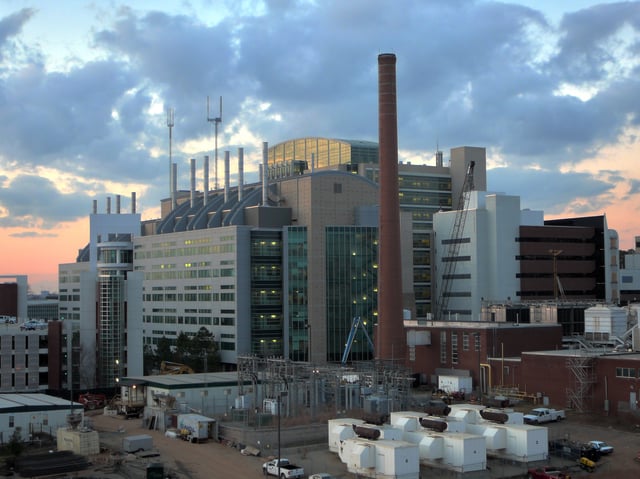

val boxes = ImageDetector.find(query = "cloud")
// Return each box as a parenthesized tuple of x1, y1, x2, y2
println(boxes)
(488, 166, 614, 214)
(0, 0, 639, 236)
(0, 174, 93, 227)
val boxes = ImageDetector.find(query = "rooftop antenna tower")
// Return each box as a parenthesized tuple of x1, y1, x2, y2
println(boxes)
(207, 96, 223, 190)
(167, 107, 175, 209)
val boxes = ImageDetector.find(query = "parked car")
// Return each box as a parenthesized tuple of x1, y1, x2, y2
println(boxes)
(588, 440, 613, 455)
(20, 320, 47, 331)
(0, 315, 17, 324)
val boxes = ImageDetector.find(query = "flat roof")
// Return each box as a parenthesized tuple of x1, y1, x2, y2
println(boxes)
(121, 371, 248, 390)
(0, 393, 83, 413)
(523, 349, 640, 360)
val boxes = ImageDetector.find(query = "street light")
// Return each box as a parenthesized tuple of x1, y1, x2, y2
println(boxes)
(277, 391, 288, 479)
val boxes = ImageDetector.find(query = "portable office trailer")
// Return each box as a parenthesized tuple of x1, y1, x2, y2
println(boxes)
(438, 375, 473, 394)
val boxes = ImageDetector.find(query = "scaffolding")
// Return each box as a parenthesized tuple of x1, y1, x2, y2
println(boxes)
(565, 354, 596, 412)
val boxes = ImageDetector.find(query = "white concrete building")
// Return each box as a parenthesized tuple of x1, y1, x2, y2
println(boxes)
(433, 192, 542, 321)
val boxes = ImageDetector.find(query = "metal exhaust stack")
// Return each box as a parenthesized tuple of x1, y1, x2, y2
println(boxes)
(224, 150, 230, 203)
(376, 53, 405, 362)
(238, 148, 244, 201)
(262, 141, 268, 206)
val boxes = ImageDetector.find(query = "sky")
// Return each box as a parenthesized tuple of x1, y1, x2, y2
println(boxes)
(1, 0, 640, 294)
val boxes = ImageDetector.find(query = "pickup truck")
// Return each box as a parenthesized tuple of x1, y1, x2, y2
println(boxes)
(523, 407, 566, 425)
(262, 458, 305, 479)
(527, 466, 571, 478)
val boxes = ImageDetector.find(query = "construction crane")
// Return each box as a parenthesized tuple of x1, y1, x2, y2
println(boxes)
(435, 161, 475, 321)
(341, 316, 374, 365)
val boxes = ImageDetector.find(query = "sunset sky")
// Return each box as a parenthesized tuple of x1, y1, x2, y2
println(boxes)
(1, 0, 640, 293)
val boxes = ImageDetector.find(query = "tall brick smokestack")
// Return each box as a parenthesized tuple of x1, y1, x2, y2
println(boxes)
(377, 53, 405, 362)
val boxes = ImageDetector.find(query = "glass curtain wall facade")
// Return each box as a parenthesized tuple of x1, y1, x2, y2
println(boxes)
(325, 226, 378, 362)
(96, 233, 133, 387)
(97, 272, 125, 387)
(365, 167, 452, 320)
(250, 230, 284, 357)
(268, 138, 378, 179)
(287, 227, 308, 361)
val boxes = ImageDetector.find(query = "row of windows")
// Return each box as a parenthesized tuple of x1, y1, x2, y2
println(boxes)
(617, 367, 640, 378)
(135, 244, 235, 259)
(0, 353, 49, 367)
(144, 316, 235, 326)
(143, 268, 234, 280)
(0, 337, 49, 350)
(144, 293, 235, 302)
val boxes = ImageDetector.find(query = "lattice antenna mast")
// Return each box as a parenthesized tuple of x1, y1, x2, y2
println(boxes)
(167, 107, 175, 209)
(207, 96, 223, 190)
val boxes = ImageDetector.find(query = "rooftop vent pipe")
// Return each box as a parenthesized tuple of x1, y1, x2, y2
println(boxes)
(262, 141, 268, 206)
(238, 147, 244, 201)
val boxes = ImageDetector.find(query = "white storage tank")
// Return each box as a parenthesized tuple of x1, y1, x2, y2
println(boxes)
(442, 433, 487, 473)
(504, 424, 548, 462)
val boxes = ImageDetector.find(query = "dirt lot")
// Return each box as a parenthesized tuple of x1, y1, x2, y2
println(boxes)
(7, 407, 639, 478)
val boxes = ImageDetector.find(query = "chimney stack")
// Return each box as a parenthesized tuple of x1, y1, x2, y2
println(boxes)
(106, 196, 111, 214)
(116, 194, 121, 214)
(92, 199, 97, 215)
(131, 192, 136, 214)
(376, 53, 405, 362)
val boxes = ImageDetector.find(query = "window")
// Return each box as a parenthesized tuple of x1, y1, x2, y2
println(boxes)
(451, 333, 458, 365)
(462, 333, 469, 351)
(9, 416, 14, 427)
(440, 331, 447, 364)
(616, 367, 636, 378)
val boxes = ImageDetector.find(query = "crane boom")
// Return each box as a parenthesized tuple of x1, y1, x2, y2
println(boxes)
(435, 161, 475, 320)
(341, 316, 374, 365)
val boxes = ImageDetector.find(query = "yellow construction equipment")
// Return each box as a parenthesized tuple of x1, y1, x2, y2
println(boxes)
(160, 361, 195, 375)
